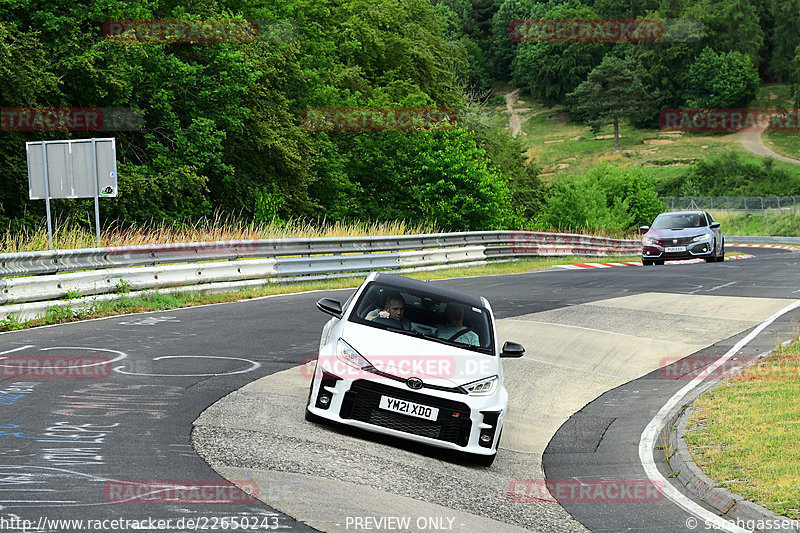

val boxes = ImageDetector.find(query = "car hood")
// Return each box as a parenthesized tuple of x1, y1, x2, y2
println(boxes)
(337, 323, 500, 388)
(646, 227, 710, 239)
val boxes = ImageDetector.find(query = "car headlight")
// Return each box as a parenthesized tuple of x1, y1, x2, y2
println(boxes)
(643, 236, 658, 245)
(692, 233, 711, 242)
(462, 375, 498, 395)
(336, 339, 373, 370)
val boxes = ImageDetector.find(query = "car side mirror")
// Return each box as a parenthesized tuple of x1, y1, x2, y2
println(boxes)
(316, 298, 343, 318)
(710, 222, 720, 229)
(638, 225, 650, 234)
(500, 341, 525, 358)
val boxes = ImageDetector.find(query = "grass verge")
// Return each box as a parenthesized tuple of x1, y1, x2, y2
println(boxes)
(684, 341, 800, 520)
(762, 130, 800, 162)
(712, 212, 800, 237)
(0, 256, 641, 333)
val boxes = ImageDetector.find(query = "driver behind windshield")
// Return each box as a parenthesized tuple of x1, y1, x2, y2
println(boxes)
(365, 292, 410, 330)
(436, 303, 479, 346)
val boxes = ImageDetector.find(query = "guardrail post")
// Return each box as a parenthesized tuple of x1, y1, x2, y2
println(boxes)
(761, 197, 765, 216)
(744, 197, 747, 212)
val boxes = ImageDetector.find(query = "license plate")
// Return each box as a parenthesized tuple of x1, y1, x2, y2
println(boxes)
(379, 396, 438, 421)
(665, 246, 686, 253)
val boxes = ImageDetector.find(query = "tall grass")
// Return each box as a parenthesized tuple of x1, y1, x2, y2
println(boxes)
(0, 215, 440, 253)
(711, 211, 800, 237)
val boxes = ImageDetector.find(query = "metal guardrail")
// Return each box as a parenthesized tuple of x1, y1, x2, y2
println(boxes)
(663, 196, 800, 215)
(0, 231, 640, 321)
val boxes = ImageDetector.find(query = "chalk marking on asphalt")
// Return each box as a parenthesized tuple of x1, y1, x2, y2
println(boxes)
(113, 355, 261, 377)
(0, 346, 33, 356)
(707, 281, 737, 292)
(639, 299, 800, 533)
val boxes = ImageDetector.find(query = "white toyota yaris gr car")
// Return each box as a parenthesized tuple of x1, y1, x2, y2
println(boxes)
(305, 272, 524, 466)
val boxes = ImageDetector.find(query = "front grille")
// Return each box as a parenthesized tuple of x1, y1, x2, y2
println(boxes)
(662, 236, 697, 246)
(341, 380, 472, 446)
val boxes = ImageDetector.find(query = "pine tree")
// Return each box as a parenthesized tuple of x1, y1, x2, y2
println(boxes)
(567, 56, 649, 152)
(768, 0, 800, 81)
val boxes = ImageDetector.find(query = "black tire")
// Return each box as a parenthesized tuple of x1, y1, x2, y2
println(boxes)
(716, 241, 725, 262)
(471, 451, 496, 467)
(304, 379, 323, 423)
(642, 259, 653, 266)
(654, 260, 665, 265)
(705, 240, 717, 263)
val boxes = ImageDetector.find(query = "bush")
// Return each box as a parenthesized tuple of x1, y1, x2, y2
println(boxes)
(657, 152, 800, 197)
(536, 164, 663, 230)
(685, 47, 760, 108)
(105, 165, 213, 225)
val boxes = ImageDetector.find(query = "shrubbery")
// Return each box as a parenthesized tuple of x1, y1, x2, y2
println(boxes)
(535, 164, 663, 231)
(657, 152, 800, 197)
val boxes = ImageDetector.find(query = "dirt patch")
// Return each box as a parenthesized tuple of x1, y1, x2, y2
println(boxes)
(548, 112, 570, 121)
(570, 136, 581, 141)
(556, 163, 570, 170)
(544, 139, 565, 144)
(643, 139, 674, 145)
(560, 157, 577, 161)
(594, 134, 621, 140)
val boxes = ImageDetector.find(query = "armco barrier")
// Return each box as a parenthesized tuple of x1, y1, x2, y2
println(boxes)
(0, 231, 640, 321)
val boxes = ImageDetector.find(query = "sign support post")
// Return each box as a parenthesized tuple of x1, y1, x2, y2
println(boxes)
(26, 138, 117, 251)
(40, 143, 54, 250)
(91, 138, 101, 246)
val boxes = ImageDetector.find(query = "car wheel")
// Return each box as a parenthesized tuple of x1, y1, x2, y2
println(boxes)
(654, 260, 665, 265)
(304, 379, 323, 423)
(705, 240, 717, 263)
(716, 241, 725, 262)
(642, 259, 653, 266)
(471, 451, 496, 467)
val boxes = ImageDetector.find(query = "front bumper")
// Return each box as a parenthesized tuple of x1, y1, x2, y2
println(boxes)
(307, 369, 506, 456)
(642, 240, 714, 260)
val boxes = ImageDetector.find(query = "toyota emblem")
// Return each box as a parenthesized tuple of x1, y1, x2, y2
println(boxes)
(406, 377, 423, 390)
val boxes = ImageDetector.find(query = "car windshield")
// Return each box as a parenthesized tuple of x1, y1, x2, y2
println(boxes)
(349, 281, 494, 354)
(651, 213, 706, 229)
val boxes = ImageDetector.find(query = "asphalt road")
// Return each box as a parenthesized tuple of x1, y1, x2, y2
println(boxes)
(0, 245, 797, 532)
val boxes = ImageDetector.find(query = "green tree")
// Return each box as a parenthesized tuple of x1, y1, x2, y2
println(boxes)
(567, 56, 649, 151)
(716, 0, 764, 68)
(341, 130, 514, 230)
(793, 45, 800, 108)
(768, 0, 800, 81)
(489, 0, 535, 79)
(685, 47, 760, 108)
(511, 3, 607, 106)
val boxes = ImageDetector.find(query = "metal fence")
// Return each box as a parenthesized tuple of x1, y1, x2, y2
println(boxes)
(663, 196, 800, 215)
(0, 231, 641, 322)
